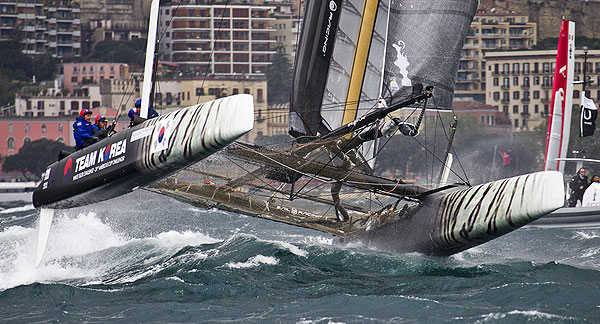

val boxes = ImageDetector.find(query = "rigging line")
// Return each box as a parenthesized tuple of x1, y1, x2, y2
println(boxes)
(231, 143, 337, 184)
(114, 73, 138, 124)
(157, 0, 183, 43)
(197, 0, 231, 105)
(431, 110, 439, 184)
(409, 131, 468, 185)
(432, 96, 470, 186)
(290, 128, 378, 199)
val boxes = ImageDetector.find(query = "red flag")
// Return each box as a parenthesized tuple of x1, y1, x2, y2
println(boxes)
(499, 151, 511, 165)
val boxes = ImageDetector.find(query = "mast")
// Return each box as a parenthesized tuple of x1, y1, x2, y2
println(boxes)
(140, 0, 160, 119)
(544, 19, 575, 174)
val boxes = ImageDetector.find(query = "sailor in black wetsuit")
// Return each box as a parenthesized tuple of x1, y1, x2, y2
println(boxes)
(569, 168, 589, 207)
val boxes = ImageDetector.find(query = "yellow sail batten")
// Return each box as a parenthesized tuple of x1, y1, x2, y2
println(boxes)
(341, 0, 379, 130)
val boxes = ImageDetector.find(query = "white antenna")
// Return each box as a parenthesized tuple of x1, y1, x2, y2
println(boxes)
(140, 0, 160, 119)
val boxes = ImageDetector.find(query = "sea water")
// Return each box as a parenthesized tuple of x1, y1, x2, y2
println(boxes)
(0, 191, 598, 323)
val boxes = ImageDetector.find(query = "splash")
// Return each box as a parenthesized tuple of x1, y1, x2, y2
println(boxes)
(0, 212, 125, 290)
(225, 255, 278, 269)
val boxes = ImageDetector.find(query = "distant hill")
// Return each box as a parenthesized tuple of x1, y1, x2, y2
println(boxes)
(480, 0, 600, 41)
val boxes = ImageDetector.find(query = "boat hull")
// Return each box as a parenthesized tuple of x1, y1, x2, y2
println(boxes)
(354, 171, 565, 255)
(33, 95, 254, 209)
(529, 206, 600, 229)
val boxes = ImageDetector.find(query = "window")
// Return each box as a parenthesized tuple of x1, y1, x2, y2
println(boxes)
(196, 87, 204, 96)
(523, 63, 530, 73)
(533, 90, 540, 99)
(534, 104, 539, 113)
(244, 88, 250, 94)
(523, 105, 529, 114)
(513, 91, 520, 100)
(58, 123, 63, 132)
(71, 101, 79, 111)
(488, 115, 494, 125)
(25, 124, 30, 133)
(513, 77, 519, 86)
(71, 76, 78, 82)
(493, 92, 500, 101)
(8, 123, 12, 133)
(41, 123, 46, 133)
(7, 137, 15, 150)
(257, 89, 263, 102)
(574, 90, 580, 99)
(514, 119, 519, 128)
(24, 137, 31, 144)
(523, 77, 530, 87)
(513, 105, 519, 113)
(493, 78, 499, 86)
(512, 63, 519, 74)
(523, 119, 528, 128)
(534, 77, 540, 85)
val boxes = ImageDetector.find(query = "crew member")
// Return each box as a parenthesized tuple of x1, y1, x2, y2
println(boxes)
(93, 115, 115, 140)
(73, 109, 97, 149)
(128, 99, 159, 126)
(569, 167, 589, 207)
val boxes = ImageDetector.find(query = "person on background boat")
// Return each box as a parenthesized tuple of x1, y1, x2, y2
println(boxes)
(582, 174, 600, 207)
(569, 167, 589, 207)
(93, 115, 116, 140)
(128, 98, 159, 126)
(73, 109, 97, 150)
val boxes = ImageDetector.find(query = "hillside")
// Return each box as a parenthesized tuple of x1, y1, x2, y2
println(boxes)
(481, 0, 600, 40)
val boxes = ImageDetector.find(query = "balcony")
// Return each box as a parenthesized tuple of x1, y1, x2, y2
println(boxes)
(521, 98, 530, 103)
(521, 111, 530, 118)
(541, 97, 551, 103)
(501, 98, 510, 103)
(541, 83, 553, 89)
(521, 84, 530, 89)
(500, 85, 510, 90)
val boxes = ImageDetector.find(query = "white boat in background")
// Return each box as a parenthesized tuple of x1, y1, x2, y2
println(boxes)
(529, 19, 600, 229)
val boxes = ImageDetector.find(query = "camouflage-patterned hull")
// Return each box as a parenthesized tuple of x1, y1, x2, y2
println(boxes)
(33, 94, 254, 209)
(355, 171, 565, 255)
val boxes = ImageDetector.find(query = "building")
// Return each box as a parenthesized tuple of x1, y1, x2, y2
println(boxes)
(271, 15, 301, 62)
(76, 0, 150, 54)
(485, 49, 600, 132)
(158, 3, 277, 75)
(60, 62, 130, 92)
(0, 0, 81, 57)
(14, 81, 103, 117)
(456, 8, 537, 102)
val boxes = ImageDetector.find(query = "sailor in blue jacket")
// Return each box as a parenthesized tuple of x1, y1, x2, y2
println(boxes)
(128, 99, 159, 126)
(73, 109, 97, 149)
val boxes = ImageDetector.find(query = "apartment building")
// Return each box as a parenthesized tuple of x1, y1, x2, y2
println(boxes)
(158, 3, 276, 75)
(485, 50, 600, 132)
(60, 62, 130, 92)
(456, 9, 537, 102)
(0, 0, 81, 57)
(271, 16, 301, 62)
(13, 79, 105, 117)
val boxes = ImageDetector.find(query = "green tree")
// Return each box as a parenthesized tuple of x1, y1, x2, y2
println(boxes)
(266, 47, 293, 104)
(2, 138, 69, 179)
(88, 39, 147, 68)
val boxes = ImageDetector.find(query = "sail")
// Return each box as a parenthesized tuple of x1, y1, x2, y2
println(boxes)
(544, 20, 575, 173)
(290, 0, 390, 136)
(384, 0, 477, 109)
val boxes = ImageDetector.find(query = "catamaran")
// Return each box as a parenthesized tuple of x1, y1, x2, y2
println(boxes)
(33, 0, 566, 266)
(529, 19, 600, 228)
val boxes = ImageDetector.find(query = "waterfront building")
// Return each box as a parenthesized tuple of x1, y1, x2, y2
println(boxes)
(485, 49, 600, 131)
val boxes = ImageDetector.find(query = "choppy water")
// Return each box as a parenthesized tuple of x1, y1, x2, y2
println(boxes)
(0, 191, 599, 323)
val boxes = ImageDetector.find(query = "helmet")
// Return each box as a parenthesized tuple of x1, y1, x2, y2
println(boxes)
(95, 115, 108, 124)
(135, 99, 142, 108)
(79, 109, 93, 117)
(128, 108, 138, 119)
